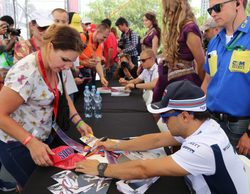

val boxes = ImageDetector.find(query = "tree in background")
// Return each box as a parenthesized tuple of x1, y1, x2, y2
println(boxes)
(84, 0, 250, 37)
(85, 0, 162, 37)
(247, 2, 250, 14)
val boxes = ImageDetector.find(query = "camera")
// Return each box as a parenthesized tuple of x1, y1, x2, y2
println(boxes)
(3, 25, 21, 39)
(7, 27, 21, 36)
(121, 61, 130, 69)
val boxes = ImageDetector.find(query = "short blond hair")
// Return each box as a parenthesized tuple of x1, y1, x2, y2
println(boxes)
(51, 8, 67, 14)
(140, 48, 156, 59)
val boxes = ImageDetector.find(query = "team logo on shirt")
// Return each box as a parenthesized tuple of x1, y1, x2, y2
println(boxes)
(231, 60, 245, 70)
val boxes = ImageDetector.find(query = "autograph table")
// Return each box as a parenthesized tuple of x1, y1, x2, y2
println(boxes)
(22, 86, 190, 194)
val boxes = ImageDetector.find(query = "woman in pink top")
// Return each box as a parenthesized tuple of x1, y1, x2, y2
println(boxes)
(141, 12, 161, 55)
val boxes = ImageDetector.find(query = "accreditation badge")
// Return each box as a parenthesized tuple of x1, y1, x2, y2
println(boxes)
(229, 50, 250, 73)
(208, 50, 218, 77)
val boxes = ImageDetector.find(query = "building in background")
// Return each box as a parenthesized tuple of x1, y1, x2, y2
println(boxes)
(0, 0, 83, 39)
(201, 0, 209, 17)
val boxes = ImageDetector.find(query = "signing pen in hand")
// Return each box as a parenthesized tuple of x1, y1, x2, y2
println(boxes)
(85, 136, 108, 156)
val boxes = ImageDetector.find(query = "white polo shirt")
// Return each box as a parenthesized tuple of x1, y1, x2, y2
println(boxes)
(138, 63, 158, 83)
(172, 119, 249, 194)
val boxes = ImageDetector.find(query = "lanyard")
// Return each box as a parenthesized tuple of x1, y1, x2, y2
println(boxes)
(224, 17, 249, 51)
(224, 31, 244, 51)
(37, 50, 59, 118)
(224, 32, 244, 51)
(30, 37, 39, 51)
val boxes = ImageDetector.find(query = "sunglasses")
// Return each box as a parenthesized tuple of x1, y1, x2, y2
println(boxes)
(37, 26, 49, 32)
(139, 57, 151, 63)
(207, 0, 236, 15)
(160, 111, 181, 123)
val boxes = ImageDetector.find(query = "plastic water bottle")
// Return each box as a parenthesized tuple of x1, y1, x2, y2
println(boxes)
(90, 85, 96, 111)
(90, 85, 96, 99)
(83, 86, 92, 118)
(93, 91, 102, 118)
(83, 86, 90, 97)
(84, 96, 92, 118)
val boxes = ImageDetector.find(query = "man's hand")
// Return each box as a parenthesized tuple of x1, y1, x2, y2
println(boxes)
(119, 78, 128, 85)
(97, 139, 119, 151)
(118, 48, 122, 53)
(100, 76, 108, 87)
(75, 159, 99, 176)
(74, 77, 85, 85)
(237, 133, 250, 155)
(123, 67, 132, 78)
(125, 83, 135, 90)
(85, 58, 98, 69)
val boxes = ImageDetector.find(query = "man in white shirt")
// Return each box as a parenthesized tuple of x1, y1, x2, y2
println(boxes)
(119, 48, 158, 90)
(76, 80, 249, 194)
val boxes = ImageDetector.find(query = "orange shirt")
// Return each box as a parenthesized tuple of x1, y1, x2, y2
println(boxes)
(79, 33, 102, 66)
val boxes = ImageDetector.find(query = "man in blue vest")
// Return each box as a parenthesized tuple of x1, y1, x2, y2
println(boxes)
(202, 0, 250, 157)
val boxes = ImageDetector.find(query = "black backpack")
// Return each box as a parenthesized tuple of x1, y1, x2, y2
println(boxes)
(136, 35, 142, 56)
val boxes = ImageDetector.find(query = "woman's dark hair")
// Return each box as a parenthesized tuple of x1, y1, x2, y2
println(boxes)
(144, 12, 161, 44)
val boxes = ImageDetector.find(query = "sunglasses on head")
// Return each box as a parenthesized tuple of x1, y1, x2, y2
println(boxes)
(207, 0, 236, 15)
(37, 26, 49, 32)
(139, 57, 151, 63)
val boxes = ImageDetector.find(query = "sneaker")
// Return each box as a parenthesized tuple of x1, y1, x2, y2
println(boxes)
(0, 179, 16, 192)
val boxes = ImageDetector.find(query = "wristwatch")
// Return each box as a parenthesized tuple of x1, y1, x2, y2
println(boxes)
(97, 163, 108, 177)
(246, 129, 250, 138)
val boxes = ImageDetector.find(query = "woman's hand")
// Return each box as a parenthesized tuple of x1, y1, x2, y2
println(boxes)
(77, 121, 93, 136)
(26, 137, 54, 167)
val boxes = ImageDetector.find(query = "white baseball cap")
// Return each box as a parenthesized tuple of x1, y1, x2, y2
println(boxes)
(30, 11, 54, 27)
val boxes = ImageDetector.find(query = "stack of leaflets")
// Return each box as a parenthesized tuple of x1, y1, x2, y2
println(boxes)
(110, 87, 130, 96)
(115, 147, 166, 193)
(80, 134, 118, 164)
(97, 87, 131, 96)
(116, 177, 159, 194)
(48, 170, 112, 194)
(97, 87, 111, 94)
(117, 147, 166, 163)
(80, 134, 100, 148)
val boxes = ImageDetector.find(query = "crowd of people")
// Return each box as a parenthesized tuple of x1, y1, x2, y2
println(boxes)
(0, 0, 249, 193)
